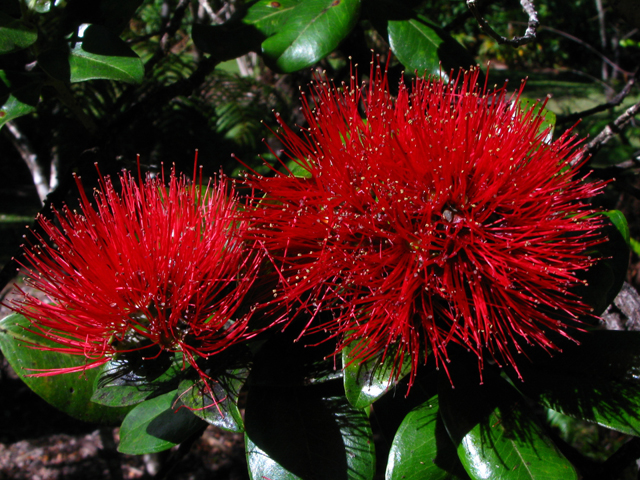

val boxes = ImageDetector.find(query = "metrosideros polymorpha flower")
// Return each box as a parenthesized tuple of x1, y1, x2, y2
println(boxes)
(9, 163, 263, 381)
(242, 62, 606, 384)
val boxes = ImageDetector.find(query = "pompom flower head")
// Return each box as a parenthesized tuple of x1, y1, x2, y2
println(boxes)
(10, 162, 262, 380)
(244, 62, 605, 384)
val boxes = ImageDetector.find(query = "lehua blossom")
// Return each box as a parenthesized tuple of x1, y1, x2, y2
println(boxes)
(243, 62, 606, 384)
(10, 162, 262, 379)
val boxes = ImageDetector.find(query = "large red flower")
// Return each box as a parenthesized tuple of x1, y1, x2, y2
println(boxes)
(10, 163, 262, 378)
(244, 63, 605, 383)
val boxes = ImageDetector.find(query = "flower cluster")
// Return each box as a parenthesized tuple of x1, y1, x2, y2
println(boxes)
(10, 164, 262, 378)
(243, 63, 605, 382)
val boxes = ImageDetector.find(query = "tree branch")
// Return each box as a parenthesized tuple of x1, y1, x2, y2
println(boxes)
(577, 97, 640, 164)
(512, 22, 634, 76)
(467, 0, 539, 47)
(558, 68, 640, 125)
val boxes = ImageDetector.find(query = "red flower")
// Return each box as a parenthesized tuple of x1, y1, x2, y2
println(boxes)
(10, 163, 262, 379)
(244, 63, 605, 383)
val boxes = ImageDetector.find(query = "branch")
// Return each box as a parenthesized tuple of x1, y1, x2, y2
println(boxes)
(577, 97, 640, 164)
(558, 68, 640, 125)
(467, 0, 539, 47)
(512, 22, 634, 76)
(3, 122, 49, 204)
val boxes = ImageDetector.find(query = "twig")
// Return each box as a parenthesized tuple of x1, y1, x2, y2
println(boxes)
(467, 0, 539, 47)
(558, 68, 640, 125)
(3, 122, 49, 204)
(512, 22, 633, 76)
(578, 97, 640, 164)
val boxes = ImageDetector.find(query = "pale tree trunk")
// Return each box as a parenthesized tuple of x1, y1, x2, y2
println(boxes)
(4, 121, 51, 205)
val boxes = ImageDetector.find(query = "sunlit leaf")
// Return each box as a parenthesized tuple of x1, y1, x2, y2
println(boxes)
(0, 313, 130, 425)
(118, 390, 206, 454)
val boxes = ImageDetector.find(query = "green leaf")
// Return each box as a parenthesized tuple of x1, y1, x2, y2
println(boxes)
(438, 364, 576, 480)
(386, 11, 475, 79)
(386, 395, 469, 480)
(68, 24, 144, 83)
(0, 70, 40, 127)
(91, 351, 185, 407)
(260, 0, 361, 73)
(118, 390, 207, 454)
(343, 340, 411, 409)
(176, 368, 248, 433)
(0, 11, 37, 54)
(511, 331, 640, 436)
(244, 0, 301, 37)
(246, 436, 303, 480)
(519, 97, 556, 140)
(245, 387, 375, 480)
(603, 210, 630, 246)
(457, 405, 577, 480)
(0, 313, 131, 425)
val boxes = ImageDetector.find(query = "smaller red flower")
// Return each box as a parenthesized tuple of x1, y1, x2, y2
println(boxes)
(243, 62, 606, 384)
(9, 162, 262, 379)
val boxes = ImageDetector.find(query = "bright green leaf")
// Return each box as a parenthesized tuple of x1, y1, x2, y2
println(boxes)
(0, 11, 37, 54)
(177, 369, 248, 433)
(260, 0, 361, 73)
(603, 210, 630, 246)
(386, 395, 469, 480)
(0, 313, 131, 425)
(69, 24, 144, 83)
(0, 70, 40, 128)
(343, 339, 411, 409)
(118, 390, 206, 454)
(246, 436, 303, 480)
(387, 13, 475, 79)
(457, 404, 577, 480)
(437, 361, 576, 480)
(519, 97, 556, 140)
(244, 0, 301, 37)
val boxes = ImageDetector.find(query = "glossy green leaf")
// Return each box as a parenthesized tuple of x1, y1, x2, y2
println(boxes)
(118, 390, 206, 454)
(244, 0, 301, 37)
(343, 340, 411, 409)
(68, 24, 144, 83)
(246, 436, 303, 480)
(0, 11, 37, 54)
(438, 365, 576, 480)
(0, 70, 40, 128)
(386, 395, 469, 480)
(245, 386, 375, 480)
(176, 368, 248, 433)
(91, 351, 184, 407)
(603, 209, 630, 246)
(260, 0, 361, 73)
(519, 97, 556, 140)
(458, 405, 577, 480)
(512, 330, 640, 436)
(0, 313, 131, 425)
(387, 13, 475, 79)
